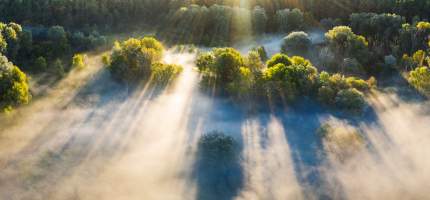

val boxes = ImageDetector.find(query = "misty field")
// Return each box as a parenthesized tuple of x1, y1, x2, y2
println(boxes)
(1, 1, 430, 200)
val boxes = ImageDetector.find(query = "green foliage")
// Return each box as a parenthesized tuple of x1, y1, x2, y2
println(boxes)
(335, 88, 367, 113)
(197, 48, 246, 90)
(195, 130, 243, 199)
(52, 59, 65, 77)
(263, 57, 318, 102)
(102, 53, 111, 66)
(34, 56, 47, 72)
(416, 21, 430, 31)
(0, 54, 31, 111)
(108, 37, 164, 83)
(70, 31, 107, 51)
(325, 26, 370, 70)
(252, 46, 268, 61)
(47, 26, 70, 58)
(251, 6, 268, 35)
(151, 62, 183, 85)
(0, 34, 7, 53)
(227, 67, 255, 100)
(0, 22, 23, 60)
(266, 53, 292, 68)
(346, 77, 371, 91)
(197, 131, 238, 163)
(276, 8, 304, 32)
(409, 66, 430, 95)
(107, 37, 183, 85)
(281, 31, 311, 56)
(317, 72, 372, 113)
(246, 50, 264, 73)
(399, 22, 430, 55)
(350, 13, 403, 46)
(72, 54, 86, 69)
(402, 50, 429, 70)
(196, 47, 374, 113)
(412, 50, 426, 66)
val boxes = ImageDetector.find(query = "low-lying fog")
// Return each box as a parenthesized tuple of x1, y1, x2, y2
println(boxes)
(0, 36, 429, 200)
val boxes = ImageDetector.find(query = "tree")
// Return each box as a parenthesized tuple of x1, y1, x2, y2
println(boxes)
(0, 22, 24, 60)
(251, 6, 267, 35)
(281, 31, 311, 56)
(252, 46, 268, 61)
(263, 55, 318, 102)
(72, 54, 86, 69)
(0, 34, 7, 53)
(399, 22, 430, 55)
(151, 62, 183, 85)
(325, 26, 370, 72)
(276, 8, 304, 33)
(335, 88, 367, 113)
(34, 56, 47, 72)
(317, 72, 371, 113)
(52, 59, 65, 77)
(47, 26, 70, 58)
(266, 53, 292, 68)
(409, 66, 430, 95)
(246, 50, 264, 73)
(195, 131, 243, 200)
(0, 54, 31, 111)
(107, 37, 164, 83)
(197, 48, 246, 90)
(350, 13, 403, 49)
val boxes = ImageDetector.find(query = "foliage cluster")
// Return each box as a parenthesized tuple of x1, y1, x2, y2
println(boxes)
(106, 37, 182, 84)
(197, 47, 374, 113)
(0, 54, 31, 112)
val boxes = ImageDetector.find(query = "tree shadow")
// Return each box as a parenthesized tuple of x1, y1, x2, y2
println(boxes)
(377, 69, 428, 103)
(0, 66, 174, 199)
(269, 99, 334, 199)
(187, 95, 246, 200)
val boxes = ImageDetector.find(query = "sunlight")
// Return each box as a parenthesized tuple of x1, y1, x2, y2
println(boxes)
(1, 1, 430, 199)
(239, 116, 304, 199)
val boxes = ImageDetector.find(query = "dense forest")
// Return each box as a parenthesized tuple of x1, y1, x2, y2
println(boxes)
(0, 1, 430, 200)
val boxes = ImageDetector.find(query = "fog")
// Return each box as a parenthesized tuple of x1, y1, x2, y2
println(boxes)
(0, 44, 429, 200)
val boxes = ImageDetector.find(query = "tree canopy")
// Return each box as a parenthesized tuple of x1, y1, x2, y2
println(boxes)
(107, 37, 182, 85)
(0, 54, 31, 112)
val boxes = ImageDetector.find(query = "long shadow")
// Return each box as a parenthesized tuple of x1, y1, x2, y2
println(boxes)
(0, 67, 172, 199)
(268, 98, 335, 199)
(377, 69, 428, 103)
(187, 95, 246, 200)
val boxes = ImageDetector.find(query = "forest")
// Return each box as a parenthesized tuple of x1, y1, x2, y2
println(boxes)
(0, 0, 429, 200)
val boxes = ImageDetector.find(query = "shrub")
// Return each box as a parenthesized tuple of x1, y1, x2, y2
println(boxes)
(281, 31, 311, 56)
(151, 62, 183, 85)
(263, 56, 318, 102)
(197, 132, 239, 163)
(196, 48, 247, 91)
(276, 8, 304, 32)
(317, 72, 371, 113)
(107, 37, 165, 83)
(409, 66, 430, 95)
(266, 53, 292, 68)
(52, 59, 65, 77)
(335, 88, 366, 113)
(0, 54, 31, 111)
(34, 56, 47, 72)
(72, 54, 86, 69)
(325, 26, 370, 69)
